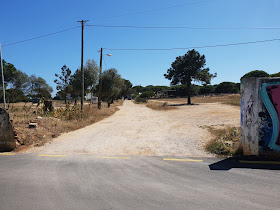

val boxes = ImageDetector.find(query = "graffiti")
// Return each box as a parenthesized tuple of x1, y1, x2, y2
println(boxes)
(245, 95, 255, 128)
(241, 98, 244, 126)
(260, 83, 280, 151)
(258, 108, 273, 149)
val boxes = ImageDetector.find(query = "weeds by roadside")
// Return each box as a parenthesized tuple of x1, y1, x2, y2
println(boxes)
(203, 126, 242, 156)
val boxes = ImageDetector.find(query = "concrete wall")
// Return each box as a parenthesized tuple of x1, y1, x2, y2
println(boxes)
(241, 77, 280, 156)
(0, 108, 16, 152)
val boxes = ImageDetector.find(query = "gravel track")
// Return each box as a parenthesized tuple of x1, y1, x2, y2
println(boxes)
(28, 101, 240, 157)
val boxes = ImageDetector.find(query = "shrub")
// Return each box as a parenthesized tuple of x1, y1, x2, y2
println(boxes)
(134, 96, 147, 103)
(199, 85, 215, 94)
(140, 91, 155, 99)
(205, 126, 242, 156)
(241, 70, 269, 79)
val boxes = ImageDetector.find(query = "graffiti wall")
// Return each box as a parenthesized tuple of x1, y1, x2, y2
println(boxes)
(241, 77, 280, 156)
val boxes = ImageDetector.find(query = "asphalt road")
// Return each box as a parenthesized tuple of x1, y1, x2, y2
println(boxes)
(1, 153, 280, 210)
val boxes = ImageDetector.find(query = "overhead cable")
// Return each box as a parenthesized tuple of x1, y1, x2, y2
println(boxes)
(86, 24, 280, 30)
(2, 26, 80, 47)
(94, 0, 213, 20)
(105, 38, 280, 51)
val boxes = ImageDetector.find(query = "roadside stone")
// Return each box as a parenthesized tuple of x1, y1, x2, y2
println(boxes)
(0, 108, 16, 152)
(29, 123, 37, 128)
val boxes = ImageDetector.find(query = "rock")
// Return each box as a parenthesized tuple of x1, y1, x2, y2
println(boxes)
(36, 116, 43, 120)
(29, 123, 37, 128)
(0, 108, 16, 152)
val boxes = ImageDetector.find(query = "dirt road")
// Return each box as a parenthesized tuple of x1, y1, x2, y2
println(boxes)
(28, 101, 240, 157)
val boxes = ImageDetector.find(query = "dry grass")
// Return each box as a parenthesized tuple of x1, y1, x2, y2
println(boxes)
(203, 126, 242, 156)
(1, 100, 123, 152)
(146, 101, 177, 111)
(155, 94, 240, 107)
(193, 94, 240, 106)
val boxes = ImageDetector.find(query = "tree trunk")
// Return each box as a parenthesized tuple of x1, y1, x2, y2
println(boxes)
(187, 80, 191, 105)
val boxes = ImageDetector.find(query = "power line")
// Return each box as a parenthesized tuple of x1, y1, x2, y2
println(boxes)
(94, 0, 214, 20)
(86, 24, 280, 30)
(104, 38, 280, 51)
(2, 26, 81, 47)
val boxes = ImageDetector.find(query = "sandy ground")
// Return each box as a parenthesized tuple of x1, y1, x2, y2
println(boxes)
(27, 100, 240, 157)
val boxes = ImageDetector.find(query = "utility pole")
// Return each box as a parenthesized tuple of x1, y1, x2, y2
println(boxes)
(77, 20, 88, 111)
(98, 48, 103, 109)
(0, 44, 6, 109)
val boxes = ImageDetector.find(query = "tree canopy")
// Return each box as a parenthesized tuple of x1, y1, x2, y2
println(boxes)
(54, 65, 71, 103)
(101, 68, 123, 103)
(164, 49, 216, 104)
(1, 60, 53, 102)
(28, 75, 53, 99)
(241, 70, 269, 79)
(69, 59, 99, 99)
(270, 72, 280, 77)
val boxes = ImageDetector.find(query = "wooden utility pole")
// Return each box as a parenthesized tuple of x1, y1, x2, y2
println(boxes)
(98, 48, 103, 109)
(77, 20, 88, 111)
(0, 44, 6, 109)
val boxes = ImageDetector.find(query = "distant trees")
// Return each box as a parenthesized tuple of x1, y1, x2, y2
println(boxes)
(164, 49, 216, 104)
(52, 60, 132, 107)
(241, 70, 269, 79)
(139, 91, 155, 99)
(269, 72, 280, 77)
(0, 60, 53, 103)
(120, 79, 133, 98)
(28, 75, 53, 99)
(100, 68, 124, 106)
(54, 65, 71, 103)
(6, 70, 29, 102)
(214, 82, 239, 94)
(69, 59, 99, 101)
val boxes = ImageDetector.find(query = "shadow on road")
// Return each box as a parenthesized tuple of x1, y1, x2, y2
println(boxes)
(209, 157, 280, 171)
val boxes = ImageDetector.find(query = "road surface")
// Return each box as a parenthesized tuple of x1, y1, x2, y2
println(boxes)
(0, 153, 280, 209)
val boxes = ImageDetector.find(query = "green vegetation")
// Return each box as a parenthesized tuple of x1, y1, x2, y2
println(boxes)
(204, 126, 242, 156)
(0, 60, 53, 103)
(134, 96, 147, 103)
(269, 72, 280, 77)
(241, 70, 269, 78)
(164, 49, 216, 104)
(53, 60, 132, 106)
(100, 68, 131, 106)
(54, 65, 72, 103)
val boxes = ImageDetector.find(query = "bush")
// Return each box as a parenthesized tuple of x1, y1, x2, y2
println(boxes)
(241, 70, 269, 79)
(270, 72, 280, 77)
(134, 95, 147, 103)
(199, 85, 215, 94)
(205, 126, 242, 156)
(140, 91, 155, 99)
(215, 82, 239, 94)
(131, 94, 138, 99)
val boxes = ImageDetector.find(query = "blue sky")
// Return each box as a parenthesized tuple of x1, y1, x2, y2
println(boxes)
(1, 0, 280, 95)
